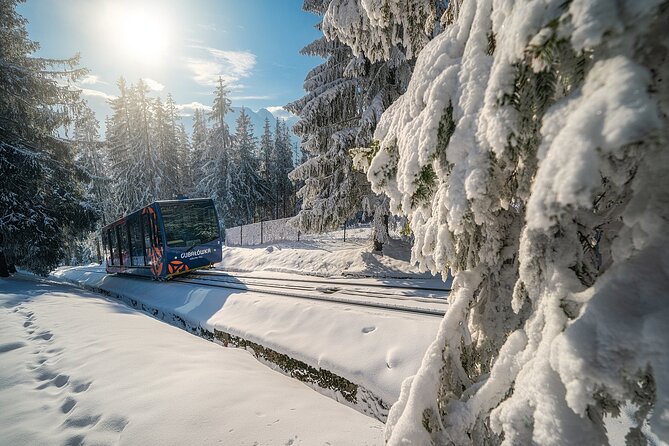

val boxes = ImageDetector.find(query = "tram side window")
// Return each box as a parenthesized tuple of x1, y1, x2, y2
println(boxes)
(118, 224, 129, 266)
(102, 233, 108, 265)
(110, 228, 119, 266)
(143, 213, 154, 265)
(129, 218, 144, 266)
(106, 229, 114, 265)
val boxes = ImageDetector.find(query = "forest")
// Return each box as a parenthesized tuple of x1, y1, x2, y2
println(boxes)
(1, 0, 668, 444)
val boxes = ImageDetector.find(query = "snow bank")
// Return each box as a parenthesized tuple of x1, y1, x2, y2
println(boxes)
(49, 266, 442, 420)
(221, 227, 445, 280)
(0, 277, 383, 445)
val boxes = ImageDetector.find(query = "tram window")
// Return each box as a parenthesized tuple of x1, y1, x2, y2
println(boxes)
(161, 201, 219, 248)
(118, 224, 129, 266)
(107, 229, 115, 265)
(143, 213, 154, 266)
(129, 217, 144, 266)
(102, 233, 108, 265)
(110, 228, 120, 266)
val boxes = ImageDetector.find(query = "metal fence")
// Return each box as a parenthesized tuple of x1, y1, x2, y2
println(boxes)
(225, 216, 407, 247)
(224, 217, 300, 246)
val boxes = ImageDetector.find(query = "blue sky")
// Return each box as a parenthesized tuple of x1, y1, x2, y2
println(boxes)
(18, 0, 322, 129)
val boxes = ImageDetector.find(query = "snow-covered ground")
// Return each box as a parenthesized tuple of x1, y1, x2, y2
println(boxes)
(50, 265, 444, 420)
(0, 277, 383, 445)
(220, 226, 448, 281)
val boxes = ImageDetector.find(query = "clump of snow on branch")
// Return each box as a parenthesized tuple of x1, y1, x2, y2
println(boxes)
(326, 0, 669, 443)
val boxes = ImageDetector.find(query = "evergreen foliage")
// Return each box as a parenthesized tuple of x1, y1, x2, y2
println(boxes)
(289, 1, 415, 247)
(195, 78, 233, 227)
(0, 0, 98, 274)
(226, 108, 264, 225)
(326, 0, 669, 443)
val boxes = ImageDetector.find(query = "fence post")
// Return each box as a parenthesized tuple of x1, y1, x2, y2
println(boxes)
(261, 220, 264, 245)
(298, 230, 300, 242)
(240, 224, 243, 246)
(343, 220, 346, 242)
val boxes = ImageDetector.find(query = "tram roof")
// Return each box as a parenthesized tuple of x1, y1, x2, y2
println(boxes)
(102, 198, 215, 230)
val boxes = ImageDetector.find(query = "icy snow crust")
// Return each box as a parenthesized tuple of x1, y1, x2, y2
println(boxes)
(323, 0, 669, 444)
(0, 277, 383, 445)
(50, 265, 442, 417)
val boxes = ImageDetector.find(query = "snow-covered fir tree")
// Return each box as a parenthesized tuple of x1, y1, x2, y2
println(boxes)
(151, 94, 188, 199)
(189, 106, 209, 194)
(326, 0, 669, 444)
(73, 102, 111, 226)
(196, 77, 233, 227)
(106, 79, 160, 215)
(322, 0, 446, 63)
(287, 28, 370, 233)
(163, 93, 190, 196)
(258, 117, 274, 219)
(225, 108, 264, 226)
(290, 0, 416, 249)
(272, 119, 295, 219)
(0, 0, 97, 274)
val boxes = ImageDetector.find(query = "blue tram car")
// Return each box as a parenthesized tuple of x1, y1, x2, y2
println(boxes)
(102, 198, 222, 279)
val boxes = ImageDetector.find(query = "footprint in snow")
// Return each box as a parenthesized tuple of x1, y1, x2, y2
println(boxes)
(63, 414, 101, 428)
(0, 341, 26, 353)
(61, 397, 77, 414)
(32, 331, 54, 341)
(99, 415, 129, 433)
(35, 373, 69, 390)
(71, 380, 92, 393)
(362, 326, 376, 334)
(63, 434, 85, 446)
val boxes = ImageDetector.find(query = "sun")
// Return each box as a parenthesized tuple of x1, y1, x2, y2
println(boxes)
(108, 6, 170, 63)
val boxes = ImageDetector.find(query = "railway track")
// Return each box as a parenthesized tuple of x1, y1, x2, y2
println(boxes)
(196, 270, 450, 295)
(67, 267, 449, 317)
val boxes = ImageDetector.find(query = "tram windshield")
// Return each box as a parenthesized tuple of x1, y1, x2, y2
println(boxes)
(161, 201, 220, 248)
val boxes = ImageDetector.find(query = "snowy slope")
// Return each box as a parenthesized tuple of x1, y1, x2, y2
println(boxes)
(0, 277, 383, 445)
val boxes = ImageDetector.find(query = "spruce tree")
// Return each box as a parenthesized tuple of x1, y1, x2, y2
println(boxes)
(287, 32, 368, 232)
(258, 117, 274, 219)
(226, 108, 264, 225)
(190, 107, 209, 194)
(73, 102, 110, 225)
(107, 78, 159, 215)
(0, 0, 97, 274)
(196, 77, 233, 227)
(325, 0, 669, 443)
(289, 2, 412, 248)
(272, 119, 295, 219)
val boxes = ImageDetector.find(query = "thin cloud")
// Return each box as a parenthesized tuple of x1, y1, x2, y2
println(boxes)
(230, 95, 273, 101)
(267, 106, 297, 120)
(80, 88, 116, 101)
(142, 78, 165, 91)
(80, 74, 107, 85)
(186, 46, 257, 87)
(177, 101, 212, 113)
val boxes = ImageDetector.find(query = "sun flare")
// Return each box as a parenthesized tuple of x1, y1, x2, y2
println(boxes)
(108, 6, 170, 63)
